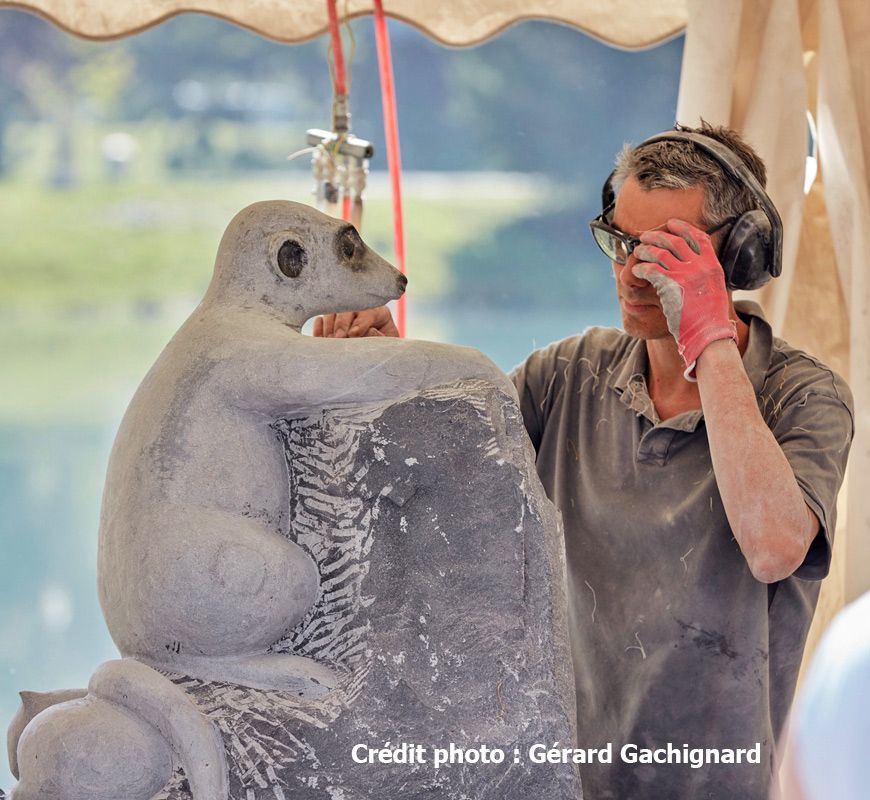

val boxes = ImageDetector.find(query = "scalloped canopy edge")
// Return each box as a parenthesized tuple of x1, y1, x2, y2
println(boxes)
(0, 0, 687, 48)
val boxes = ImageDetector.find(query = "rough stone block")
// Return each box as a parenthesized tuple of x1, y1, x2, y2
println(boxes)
(152, 381, 580, 799)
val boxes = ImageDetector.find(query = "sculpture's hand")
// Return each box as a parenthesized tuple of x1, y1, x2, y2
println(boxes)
(314, 307, 399, 338)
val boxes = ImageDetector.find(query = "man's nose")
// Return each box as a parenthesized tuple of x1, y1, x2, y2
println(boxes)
(615, 252, 649, 288)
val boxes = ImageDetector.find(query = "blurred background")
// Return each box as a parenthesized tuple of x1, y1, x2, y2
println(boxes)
(0, 8, 682, 788)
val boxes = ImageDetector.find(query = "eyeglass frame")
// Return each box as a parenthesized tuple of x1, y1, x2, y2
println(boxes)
(589, 205, 737, 265)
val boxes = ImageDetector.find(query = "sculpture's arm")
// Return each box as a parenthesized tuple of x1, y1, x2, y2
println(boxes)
(226, 328, 517, 417)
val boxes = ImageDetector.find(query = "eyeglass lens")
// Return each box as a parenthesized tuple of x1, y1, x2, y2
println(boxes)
(592, 226, 635, 265)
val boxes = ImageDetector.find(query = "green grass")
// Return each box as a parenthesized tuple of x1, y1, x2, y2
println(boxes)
(0, 309, 184, 426)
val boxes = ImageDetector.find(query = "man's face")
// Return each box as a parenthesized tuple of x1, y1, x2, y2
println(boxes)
(610, 176, 708, 340)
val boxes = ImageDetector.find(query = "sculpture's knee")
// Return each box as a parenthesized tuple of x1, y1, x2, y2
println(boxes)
(148, 524, 320, 657)
(213, 539, 270, 595)
(210, 534, 320, 646)
(12, 695, 173, 800)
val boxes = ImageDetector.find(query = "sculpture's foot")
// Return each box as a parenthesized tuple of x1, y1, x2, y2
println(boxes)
(11, 695, 174, 800)
(144, 652, 341, 696)
(9, 659, 228, 800)
(7, 688, 88, 779)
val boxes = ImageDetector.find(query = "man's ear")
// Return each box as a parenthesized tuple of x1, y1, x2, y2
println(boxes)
(277, 239, 308, 278)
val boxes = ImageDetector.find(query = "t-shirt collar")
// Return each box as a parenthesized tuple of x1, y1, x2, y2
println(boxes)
(735, 299, 774, 395)
(608, 298, 774, 401)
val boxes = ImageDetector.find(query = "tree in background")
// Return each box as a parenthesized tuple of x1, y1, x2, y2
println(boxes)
(0, 10, 74, 182)
(0, 11, 681, 183)
(0, 9, 682, 312)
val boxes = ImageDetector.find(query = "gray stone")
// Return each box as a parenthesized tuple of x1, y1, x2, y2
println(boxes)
(152, 380, 580, 798)
(5, 201, 580, 799)
(97, 200, 508, 693)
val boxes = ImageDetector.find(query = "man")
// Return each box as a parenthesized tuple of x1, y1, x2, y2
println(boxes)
(314, 123, 854, 799)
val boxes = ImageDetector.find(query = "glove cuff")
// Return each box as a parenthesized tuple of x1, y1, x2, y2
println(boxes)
(680, 321, 738, 382)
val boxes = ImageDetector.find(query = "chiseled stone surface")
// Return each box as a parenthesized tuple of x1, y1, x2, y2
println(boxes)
(154, 380, 580, 799)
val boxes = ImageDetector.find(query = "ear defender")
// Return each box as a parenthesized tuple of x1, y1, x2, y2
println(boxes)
(601, 130, 783, 291)
(715, 209, 777, 290)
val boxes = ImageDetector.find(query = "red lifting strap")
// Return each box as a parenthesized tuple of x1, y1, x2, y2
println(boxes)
(373, 0, 407, 337)
(326, 0, 406, 335)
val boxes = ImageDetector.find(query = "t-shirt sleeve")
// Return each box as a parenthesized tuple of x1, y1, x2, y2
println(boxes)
(768, 382, 854, 581)
(509, 341, 568, 453)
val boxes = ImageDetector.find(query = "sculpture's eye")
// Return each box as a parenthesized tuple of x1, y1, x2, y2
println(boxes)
(277, 240, 307, 278)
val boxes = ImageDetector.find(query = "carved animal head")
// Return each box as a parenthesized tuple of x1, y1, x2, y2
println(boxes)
(209, 200, 407, 321)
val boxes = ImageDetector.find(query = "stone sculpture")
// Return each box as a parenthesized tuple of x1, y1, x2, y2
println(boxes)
(5, 201, 581, 799)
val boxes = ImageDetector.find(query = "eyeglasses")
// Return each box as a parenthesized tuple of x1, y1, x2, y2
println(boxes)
(589, 207, 735, 265)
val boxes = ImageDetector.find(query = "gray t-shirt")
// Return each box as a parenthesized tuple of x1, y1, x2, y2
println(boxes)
(510, 301, 853, 800)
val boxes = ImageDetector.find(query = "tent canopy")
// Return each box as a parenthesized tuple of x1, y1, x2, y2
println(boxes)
(0, 0, 687, 47)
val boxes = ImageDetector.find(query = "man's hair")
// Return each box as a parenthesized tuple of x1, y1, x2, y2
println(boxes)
(611, 121, 768, 228)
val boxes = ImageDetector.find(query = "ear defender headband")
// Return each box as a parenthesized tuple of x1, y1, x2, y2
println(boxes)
(601, 129, 783, 291)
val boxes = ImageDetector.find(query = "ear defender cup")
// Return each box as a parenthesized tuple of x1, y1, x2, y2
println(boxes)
(716, 209, 776, 290)
(602, 130, 783, 291)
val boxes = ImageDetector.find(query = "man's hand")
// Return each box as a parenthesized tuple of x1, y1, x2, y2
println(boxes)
(632, 218, 737, 377)
(313, 306, 400, 338)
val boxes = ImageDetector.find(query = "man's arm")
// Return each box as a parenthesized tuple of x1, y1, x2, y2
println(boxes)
(313, 307, 398, 338)
(696, 340, 819, 583)
(634, 219, 828, 583)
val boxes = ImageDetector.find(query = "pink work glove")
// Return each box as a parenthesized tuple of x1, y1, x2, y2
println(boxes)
(632, 219, 737, 380)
